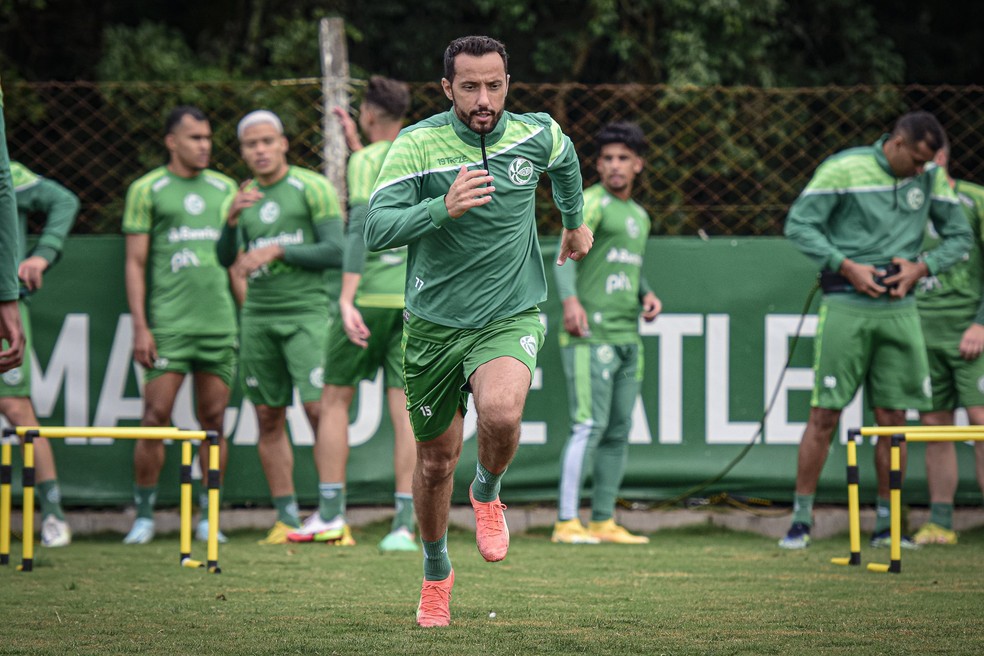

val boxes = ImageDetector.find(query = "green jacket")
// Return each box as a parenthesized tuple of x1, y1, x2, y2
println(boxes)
(785, 135, 971, 287)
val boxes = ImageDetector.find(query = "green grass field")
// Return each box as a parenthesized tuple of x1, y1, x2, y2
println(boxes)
(2, 520, 984, 655)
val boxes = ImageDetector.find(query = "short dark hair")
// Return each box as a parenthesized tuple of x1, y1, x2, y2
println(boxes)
(596, 121, 646, 156)
(165, 106, 208, 135)
(443, 35, 508, 82)
(364, 76, 410, 122)
(892, 111, 946, 151)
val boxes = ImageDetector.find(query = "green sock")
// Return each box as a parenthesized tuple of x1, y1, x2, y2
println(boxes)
(929, 502, 954, 530)
(272, 495, 301, 528)
(318, 483, 345, 522)
(793, 494, 815, 526)
(471, 461, 504, 503)
(134, 486, 158, 521)
(874, 497, 891, 533)
(392, 493, 415, 532)
(37, 480, 65, 521)
(422, 531, 452, 581)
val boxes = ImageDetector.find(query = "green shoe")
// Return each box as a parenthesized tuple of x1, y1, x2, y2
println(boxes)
(378, 526, 419, 552)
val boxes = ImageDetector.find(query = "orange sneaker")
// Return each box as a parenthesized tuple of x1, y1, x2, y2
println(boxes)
(416, 569, 454, 627)
(469, 484, 509, 562)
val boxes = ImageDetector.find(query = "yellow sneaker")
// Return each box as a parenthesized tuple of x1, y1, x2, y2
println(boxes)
(320, 524, 356, 547)
(551, 518, 601, 544)
(257, 521, 295, 545)
(588, 518, 650, 544)
(913, 522, 957, 545)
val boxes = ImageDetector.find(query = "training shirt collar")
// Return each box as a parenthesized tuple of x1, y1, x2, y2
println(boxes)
(873, 134, 896, 177)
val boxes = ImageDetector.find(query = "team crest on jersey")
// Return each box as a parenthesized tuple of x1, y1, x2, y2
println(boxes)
(626, 217, 640, 239)
(905, 188, 925, 210)
(508, 157, 534, 185)
(259, 201, 281, 224)
(2, 367, 23, 386)
(183, 193, 205, 216)
(519, 335, 538, 358)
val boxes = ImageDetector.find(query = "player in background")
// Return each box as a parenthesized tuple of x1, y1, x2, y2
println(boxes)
(287, 77, 418, 550)
(551, 121, 661, 546)
(122, 106, 237, 544)
(0, 160, 79, 547)
(915, 144, 984, 545)
(217, 110, 344, 545)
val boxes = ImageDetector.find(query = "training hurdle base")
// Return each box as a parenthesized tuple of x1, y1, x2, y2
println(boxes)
(831, 426, 984, 574)
(0, 426, 222, 574)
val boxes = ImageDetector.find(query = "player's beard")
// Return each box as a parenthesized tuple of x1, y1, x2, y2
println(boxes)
(453, 102, 503, 135)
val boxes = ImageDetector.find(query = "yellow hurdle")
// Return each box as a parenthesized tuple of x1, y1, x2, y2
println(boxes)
(1, 440, 11, 566)
(837, 425, 984, 574)
(831, 434, 862, 567)
(0, 426, 222, 574)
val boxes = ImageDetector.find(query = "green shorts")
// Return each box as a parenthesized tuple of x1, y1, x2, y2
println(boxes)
(240, 311, 328, 406)
(144, 332, 238, 388)
(0, 302, 31, 397)
(924, 342, 984, 411)
(324, 306, 404, 388)
(812, 296, 931, 411)
(402, 307, 545, 441)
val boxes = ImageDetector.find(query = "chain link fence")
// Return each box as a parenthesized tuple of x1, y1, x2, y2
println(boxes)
(6, 80, 984, 236)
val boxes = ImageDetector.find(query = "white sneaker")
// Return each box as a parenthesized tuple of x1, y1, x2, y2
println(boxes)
(123, 517, 155, 544)
(41, 515, 72, 548)
(286, 513, 345, 543)
(195, 519, 229, 544)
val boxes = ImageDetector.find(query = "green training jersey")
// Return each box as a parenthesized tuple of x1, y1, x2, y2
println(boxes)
(785, 135, 971, 305)
(558, 184, 651, 346)
(122, 166, 237, 335)
(11, 161, 79, 271)
(917, 179, 984, 344)
(365, 109, 584, 328)
(0, 82, 19, 302)
(347, 140, 406, 308)
(223, 165, 342, 315)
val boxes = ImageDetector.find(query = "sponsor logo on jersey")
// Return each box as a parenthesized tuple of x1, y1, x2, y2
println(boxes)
(626, 217, 640, 239)
(2, 367, 23, 386)
(905, 188, 925, 210)
(508, 157, 535, 185)
(250, 229, 305, 250)
(259, 201, 281, 224)
(605, 248, 642, 266)
(310, 367, 324, 388)
(437, 155, 470, 167)
(167, 226, 220, 243)
(170, 248, 201, 273)
(519, 335, 538, 358)
(605, 271, 633, 294)
(183, 193, 206, 216)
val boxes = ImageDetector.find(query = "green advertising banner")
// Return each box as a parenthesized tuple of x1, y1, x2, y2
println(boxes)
(5, 236, 982, 508)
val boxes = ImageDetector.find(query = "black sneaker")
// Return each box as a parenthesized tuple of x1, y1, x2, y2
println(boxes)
(870, 529, 919, 550)
(778, 522, 811, 549)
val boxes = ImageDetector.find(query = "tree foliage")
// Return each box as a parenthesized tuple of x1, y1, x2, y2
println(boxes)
(0, 0, 977, 84)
